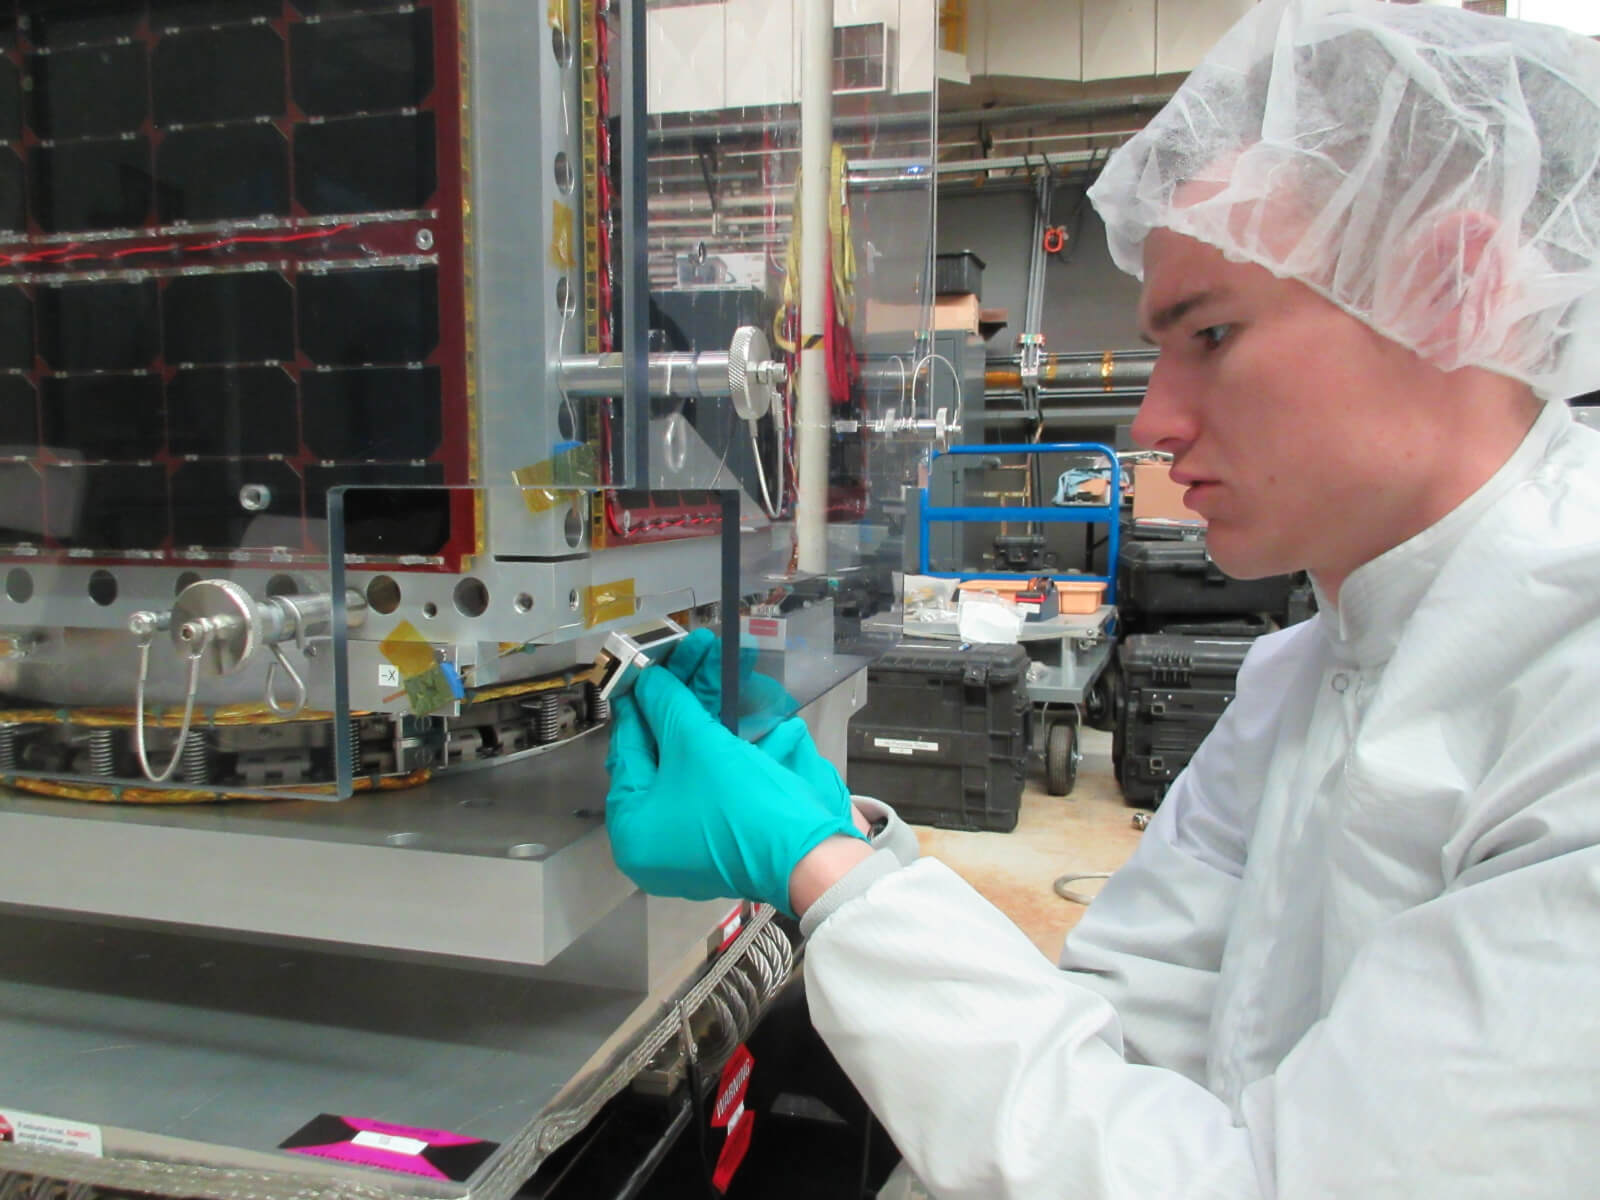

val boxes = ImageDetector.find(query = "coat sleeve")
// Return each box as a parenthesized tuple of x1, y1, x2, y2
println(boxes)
(1054, 632, 1292, 1082)
(798, 640, 1298, 1199)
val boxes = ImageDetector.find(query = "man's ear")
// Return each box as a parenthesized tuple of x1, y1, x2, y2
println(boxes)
(1390, 210, 1509, 367)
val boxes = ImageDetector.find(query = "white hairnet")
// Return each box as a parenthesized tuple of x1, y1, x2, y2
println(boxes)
(1088, 0, 1600, 400)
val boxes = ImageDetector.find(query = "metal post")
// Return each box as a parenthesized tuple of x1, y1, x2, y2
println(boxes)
(620, 0, 650, 485)
(796, 0, 833, 575)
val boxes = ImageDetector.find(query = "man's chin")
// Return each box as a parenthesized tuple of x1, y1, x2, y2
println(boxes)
(1202, 530, 1296, 582)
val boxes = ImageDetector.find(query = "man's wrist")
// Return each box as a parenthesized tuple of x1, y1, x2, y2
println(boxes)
(789, 834, 874, 917)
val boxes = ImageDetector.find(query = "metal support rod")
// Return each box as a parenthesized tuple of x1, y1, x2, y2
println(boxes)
(796, 0, 833, 575)
(984, 355, 1155, 391)
(562, 351, 736, 399)
(647, 95, 1176, 146)
(621, 0, 650, 486)
(558, 347, 786, 400)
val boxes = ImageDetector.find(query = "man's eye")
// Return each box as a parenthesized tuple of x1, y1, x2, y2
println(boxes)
(1196, 324, 1233, 350)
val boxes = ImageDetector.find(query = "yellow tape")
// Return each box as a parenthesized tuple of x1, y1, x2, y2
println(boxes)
(547, 0, 566, 33)
(3, 769, 433, 806)
(551, 200, 575, 270)
(513, 443, 599, 514)
(584, 578, 636, 627)
(468, 663, 603, 704)
(379, 620, 440, 678)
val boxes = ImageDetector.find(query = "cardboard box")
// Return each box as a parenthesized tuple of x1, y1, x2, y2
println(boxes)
(1132, 461, 1205, 527)
(933, 293, 981, 334)
(863, 293, 981, 336)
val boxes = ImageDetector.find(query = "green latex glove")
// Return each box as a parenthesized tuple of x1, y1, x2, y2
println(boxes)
(661, 628, 848, 808)
(605, 664, 864, 916)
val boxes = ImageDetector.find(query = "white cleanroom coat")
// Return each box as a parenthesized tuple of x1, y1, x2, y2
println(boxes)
(803, 400, 1600, 1198)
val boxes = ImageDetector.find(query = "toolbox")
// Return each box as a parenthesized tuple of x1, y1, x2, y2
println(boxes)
(848, 643, 1032, 832)
(1115, 633, 1257, 807)
(1117, 539, 1294, 623)
(934, 250, 986, 297)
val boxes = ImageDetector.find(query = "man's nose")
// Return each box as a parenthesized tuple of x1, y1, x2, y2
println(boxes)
(1129, 355, 1196, 453)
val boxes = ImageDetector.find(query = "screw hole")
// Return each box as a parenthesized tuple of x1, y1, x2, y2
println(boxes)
(88, 569, 117, 607)
(421, 601, 438, 619)
(514, 592, 534, 613)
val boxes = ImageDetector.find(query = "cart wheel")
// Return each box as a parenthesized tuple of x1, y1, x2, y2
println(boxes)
(1085, 668, 1119, 733)
(1047, 721, 1079, 796)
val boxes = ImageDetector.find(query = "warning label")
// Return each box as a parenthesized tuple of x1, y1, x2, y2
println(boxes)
(872, 736, 940, 756)
(0, 1108, 103, 1158)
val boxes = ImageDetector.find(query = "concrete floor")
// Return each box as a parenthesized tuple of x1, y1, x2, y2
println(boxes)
(910, 727, 1145, 962)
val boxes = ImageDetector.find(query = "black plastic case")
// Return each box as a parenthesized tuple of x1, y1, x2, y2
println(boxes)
(1118, 540, 1294, 621)
(848, 643, 1031, 832)
(1115, 634, 1256, 807)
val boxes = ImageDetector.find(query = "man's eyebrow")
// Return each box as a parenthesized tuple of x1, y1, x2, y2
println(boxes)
(1138, 290, 1223, 343)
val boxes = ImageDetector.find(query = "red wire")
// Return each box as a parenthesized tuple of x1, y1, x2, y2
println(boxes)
(0, 224, 355, 269)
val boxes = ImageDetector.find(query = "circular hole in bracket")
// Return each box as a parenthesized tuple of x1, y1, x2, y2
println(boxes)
(568, 588, 581, 612)
(366, 576, 401, 615)
(453, 577, 489, 618)
(5, 567, 32, 603)
(514, 592, 534, 613)
(175, 571, 201, 596)
(266, 573, 299, 597)
(508, 842, 548, 860)
(554, 150, 573, 194)
(551, 25, 572, 66)
(421, 601, 439, 620)
(88, 569, 118, 607)
(385, 832, 424, 848)
(564, 498, 585, 549)
(556, 275, 575, 317)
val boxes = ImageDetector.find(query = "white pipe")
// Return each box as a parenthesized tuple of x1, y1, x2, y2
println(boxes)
(796, 0, 833, 575)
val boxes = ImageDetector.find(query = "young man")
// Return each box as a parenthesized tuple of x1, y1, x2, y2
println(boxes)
(605, 2, 1600, 1193)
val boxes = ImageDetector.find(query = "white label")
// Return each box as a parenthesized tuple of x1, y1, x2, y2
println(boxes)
(378, 664, 402, 688)
(0, 1108, 104, 1157)
(351, 1130, 428, 1156)
(873, 737, 939, 756)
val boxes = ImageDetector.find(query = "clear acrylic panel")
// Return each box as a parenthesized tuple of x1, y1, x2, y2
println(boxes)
(636, 0, 937, 706)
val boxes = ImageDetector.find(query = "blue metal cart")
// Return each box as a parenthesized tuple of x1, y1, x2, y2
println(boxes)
(914, 443, 1122, 796)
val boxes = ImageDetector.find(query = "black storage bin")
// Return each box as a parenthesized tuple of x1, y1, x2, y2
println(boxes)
(848, 643, 1031, 832)
(1115, 634, 1256, 807)
(1118, 539, 1294, 621)
(934, 250, 985, 298)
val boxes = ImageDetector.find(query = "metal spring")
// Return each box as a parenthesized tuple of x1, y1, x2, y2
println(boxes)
(179, 730, 212, 786)
(88, 729, 116, 777)
(347, 717, 364, 774)
(586, 681, 610, 725)
(534, 693, 563, 744)
(0, 724, 15, 772)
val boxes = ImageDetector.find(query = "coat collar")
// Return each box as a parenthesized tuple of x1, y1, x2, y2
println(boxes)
(1315, 400, 1573, 667)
